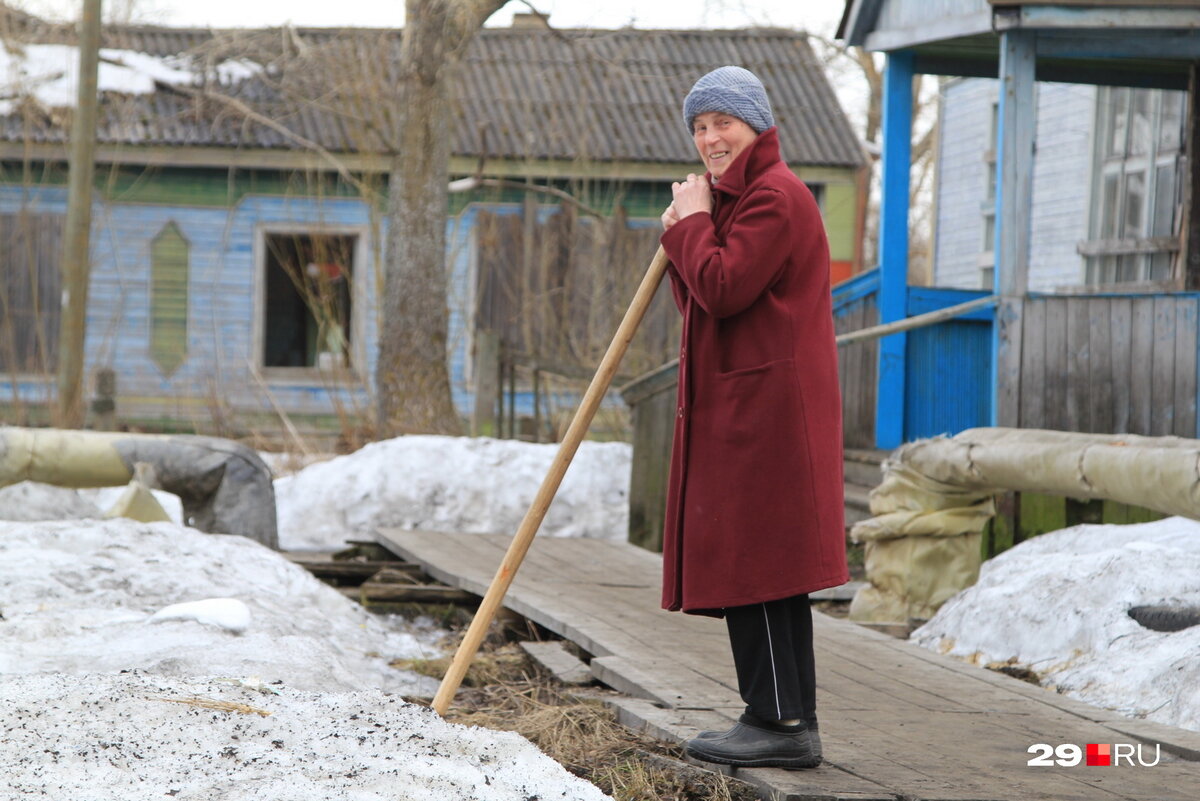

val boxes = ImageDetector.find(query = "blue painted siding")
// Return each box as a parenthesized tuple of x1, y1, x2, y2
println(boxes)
(904, 288, 994, 440)
(0, 187, 389, 419)
(0, 184, 644, 424)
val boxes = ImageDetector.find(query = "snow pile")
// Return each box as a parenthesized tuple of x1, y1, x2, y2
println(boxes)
(1, 517, 612, 799)
(0, 479, 186, 525)
(0, 480, 102, 521)
(0, 671, 611, 801)
(912, 517, 1200, 732)
(149, 598, 253, 633)
(275, 435, 632, 551)
(0, 41, 260, 113)
(0, 519, 438, 692)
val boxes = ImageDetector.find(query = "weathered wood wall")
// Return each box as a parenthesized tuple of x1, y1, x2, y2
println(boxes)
(1019, 294, 1199, 437)
(0, 212, 63, 374)
(473, 208, 674, 378)
(834, 291, 879, 450)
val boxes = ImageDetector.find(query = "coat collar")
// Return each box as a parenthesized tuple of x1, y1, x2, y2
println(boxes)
(710, 126, 781, 198)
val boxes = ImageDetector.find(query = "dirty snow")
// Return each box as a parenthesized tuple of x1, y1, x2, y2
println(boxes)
(0, 518, 438, 692)
(275, 435, 631, 551)
(0, 512, 611, 799)
(1, 671, 610, 801)
(912, 516, 1200, 733)
(0, 41, 260, 113)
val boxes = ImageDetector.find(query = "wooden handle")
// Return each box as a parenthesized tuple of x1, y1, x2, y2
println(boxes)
(432, 245, 670, 716)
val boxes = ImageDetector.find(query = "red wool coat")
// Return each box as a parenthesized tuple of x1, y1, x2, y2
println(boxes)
(659, 127, 849, 614)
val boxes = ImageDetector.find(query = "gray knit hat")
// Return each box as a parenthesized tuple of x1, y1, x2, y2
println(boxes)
(682, 66, 775, 134)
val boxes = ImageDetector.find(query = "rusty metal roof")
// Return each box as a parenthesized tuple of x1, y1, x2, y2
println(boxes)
(0, 17, 865, 169)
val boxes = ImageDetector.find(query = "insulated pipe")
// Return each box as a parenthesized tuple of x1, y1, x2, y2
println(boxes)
(432, 245, 670, 715)
(0, 427, 278, 548)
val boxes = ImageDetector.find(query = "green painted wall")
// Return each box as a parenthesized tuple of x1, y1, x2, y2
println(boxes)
(0, 161, 862, 258)
(823, 181, 859, 264)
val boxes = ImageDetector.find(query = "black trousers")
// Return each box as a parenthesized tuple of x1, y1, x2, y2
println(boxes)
(725, 594, 816, 723)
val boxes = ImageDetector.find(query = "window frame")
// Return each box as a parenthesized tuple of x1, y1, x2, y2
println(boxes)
(251, 222, 369, 384)
(1082, 87, 1186, 288)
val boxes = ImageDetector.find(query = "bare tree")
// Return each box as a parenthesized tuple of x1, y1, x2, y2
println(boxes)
(374, 0, 509, 437)
(811, 36, 939, 282)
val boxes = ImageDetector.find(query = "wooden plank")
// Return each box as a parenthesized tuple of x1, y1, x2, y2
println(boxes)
(519, 640, 593, 685)
(1109, 297, 1133, 433)
(1043, 297, 1068, 430)
(1065, 296, 1091, 432)
(1020, 297, 1046, 429)
(375, 529, 1200, 801)
(1088, 297, 1113, 434)
(343, 583, 479, 604)
(1152, 296, 1177, 436)
(1173, 297, 1198, 438)
(285, 556, 421, 582)
(1130, 297, 1155, 434)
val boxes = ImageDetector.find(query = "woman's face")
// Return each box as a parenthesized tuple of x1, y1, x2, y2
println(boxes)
(691, 112, 758, 180)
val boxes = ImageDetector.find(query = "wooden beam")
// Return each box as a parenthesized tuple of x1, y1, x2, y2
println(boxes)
(863, 12, 993, 53)
(874, 50, 914, 449)
(1184, 63, 1200, 291)
(55, 0, 102, 428)
(1007, 6, 1200, 30)
(1035, 30, 1200, 61)
(992, 29, 1036, 429)
(0, 142, 859, 184)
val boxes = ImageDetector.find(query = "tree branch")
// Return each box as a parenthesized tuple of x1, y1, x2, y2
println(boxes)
(447, 176, 605, 218)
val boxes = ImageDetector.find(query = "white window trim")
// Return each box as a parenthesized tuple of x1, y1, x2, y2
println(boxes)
(250, 221, 370, 385)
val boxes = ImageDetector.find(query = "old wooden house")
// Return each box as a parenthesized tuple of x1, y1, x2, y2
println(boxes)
(0, 8, 866, 438)
(835, 0, 1200, 451)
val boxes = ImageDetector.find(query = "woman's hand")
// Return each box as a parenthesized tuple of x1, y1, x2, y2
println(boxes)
(670, 174, 713, 220)
(661, 202, 681, 231)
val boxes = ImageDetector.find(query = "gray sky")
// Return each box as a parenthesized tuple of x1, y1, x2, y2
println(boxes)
(22, 0, 847, 35)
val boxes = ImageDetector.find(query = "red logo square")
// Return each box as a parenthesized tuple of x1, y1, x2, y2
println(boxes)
(1086, 743, 1111, 767)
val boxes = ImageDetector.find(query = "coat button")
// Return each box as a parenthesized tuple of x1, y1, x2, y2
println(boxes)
(677, 406, 684, 418)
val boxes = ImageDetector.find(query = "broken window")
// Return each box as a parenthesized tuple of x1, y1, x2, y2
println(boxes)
(0, 212, 64, 375)
(262, 232, 355, 370)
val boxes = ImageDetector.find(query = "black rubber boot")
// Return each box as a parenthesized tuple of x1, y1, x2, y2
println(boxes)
(685, 714, 819, 769)
(696, 716, 822, 761)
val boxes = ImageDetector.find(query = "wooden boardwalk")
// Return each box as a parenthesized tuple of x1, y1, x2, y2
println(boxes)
(375, 530, 1200, 801)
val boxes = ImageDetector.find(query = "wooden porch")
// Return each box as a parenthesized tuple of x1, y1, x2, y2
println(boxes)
(376, 529, 1200, 801)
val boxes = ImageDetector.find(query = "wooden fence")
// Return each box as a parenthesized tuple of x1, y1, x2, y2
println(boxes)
(0, 212, 64, 375)
(1019, 294, 1199, 438)
(832, 281, 879, 450)
(473, 208, 675, 381)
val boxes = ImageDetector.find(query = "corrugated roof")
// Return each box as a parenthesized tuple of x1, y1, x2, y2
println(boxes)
(0, 14, 865, 169)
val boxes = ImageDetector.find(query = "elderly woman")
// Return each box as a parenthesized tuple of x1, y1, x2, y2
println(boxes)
(659, 66, 848, 769)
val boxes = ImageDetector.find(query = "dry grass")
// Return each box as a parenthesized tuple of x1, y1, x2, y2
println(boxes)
(397, 639, 757, 801)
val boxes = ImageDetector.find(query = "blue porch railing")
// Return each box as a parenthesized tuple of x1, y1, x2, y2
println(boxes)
(832, 270, 994, 447)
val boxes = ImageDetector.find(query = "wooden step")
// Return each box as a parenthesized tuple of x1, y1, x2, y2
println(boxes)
(844, 447, 887, 487)
(844, 481, 874, 526)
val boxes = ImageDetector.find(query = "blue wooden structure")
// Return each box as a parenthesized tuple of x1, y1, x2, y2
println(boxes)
(839, 0, 1200, 448)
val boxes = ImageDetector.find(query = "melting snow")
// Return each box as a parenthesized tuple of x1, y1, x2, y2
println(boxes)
(912, 516, 1200, 733)
(275, 435, 631, 551)
(0, 41, 261, 113)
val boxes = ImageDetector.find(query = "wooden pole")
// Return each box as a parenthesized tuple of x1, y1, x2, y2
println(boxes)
(432, 245, 669, 716)
(55, 0, 103, 428)
(1183, 62, 1200, 290)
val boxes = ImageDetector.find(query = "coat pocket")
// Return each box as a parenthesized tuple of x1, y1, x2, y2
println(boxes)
(712, 358, 801, 446)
